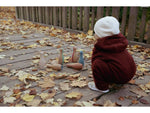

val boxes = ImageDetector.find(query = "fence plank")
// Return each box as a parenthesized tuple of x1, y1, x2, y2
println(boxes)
(83, 7, 90, 32)
(68, 7, 72, 28)
(91, 7, 96, 30)
(53, 7, 58, 26)
(79, 7, 83, 30)
(139, 8, 147, 42)
(38, 7, 42, 23)
(49, 7, 53, 25)
(31, 7, 35, 22)
(20, 7, 23, 19)
(15, 7, 19, 19)
(59, 7, 62, 27)
(105, 7, 111, 16)
(147, 22, 150, 44)
(112, 7, 120, 20)
(121, 7, 127, 35)
(96, 7, 104, 20)
(127, 7, 138, 41)
(25, 7, 29, 21)
(62, 7, 67, 28)
(72, 7, 77, 30)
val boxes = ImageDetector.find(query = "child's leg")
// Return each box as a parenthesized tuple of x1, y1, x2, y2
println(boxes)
(92, 59, 110, 90)
(92, 70, 109, 90)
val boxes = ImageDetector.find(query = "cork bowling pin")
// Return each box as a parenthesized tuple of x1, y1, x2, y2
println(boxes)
(79, 51, 84, 66)
(58, 48, 64, 65)
(39, 51, 47, 69)
(71, 47, 79, 63)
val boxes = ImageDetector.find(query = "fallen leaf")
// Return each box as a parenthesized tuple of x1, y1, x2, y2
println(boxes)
(27, 99, 41, 106)
(15, 71, 40, 84)
(3, 97, 16, 104)
(103, 100, 117, 107)
(29, 89, 37, 95)
(0, 67, 9, 73)
(118, 96, 125, 101)
(74, 101, 95, 107)
(38, 77, 55, 88)
(55, 73, 67, 79)
(59, 82, 71, 91)
(128, 79, 135, 84)
(22, 94, 35, 102)
(65, 92, 82, 100)
(132, 100, 139, 104)
(13, 89, 21, 94)
(71, 80, 87, 88)
(139, 99, 149, 104)
(0, 85, 9, 91)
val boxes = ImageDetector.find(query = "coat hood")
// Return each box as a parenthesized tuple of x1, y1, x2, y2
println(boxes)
(95, 33, 128, 53)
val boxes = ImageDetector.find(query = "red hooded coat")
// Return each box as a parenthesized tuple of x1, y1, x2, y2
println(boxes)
(92, 33, 136, 90)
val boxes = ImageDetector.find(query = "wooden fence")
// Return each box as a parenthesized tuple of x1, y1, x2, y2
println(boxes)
(15, 7, 150, 44)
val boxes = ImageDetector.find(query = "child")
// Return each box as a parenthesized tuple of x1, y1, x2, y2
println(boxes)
(88, 16, 136, 93)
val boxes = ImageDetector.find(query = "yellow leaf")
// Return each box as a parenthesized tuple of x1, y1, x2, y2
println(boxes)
(22, 94, 35, 102)
(71, 80, 87, 88)
(59, 82, 71, 91)
(0, 49, 4, 52)
(87, 30, 93, 36)
(66, 92, 82, 99)
(27, 99, 41, 106)
(49, 73, 56, 78)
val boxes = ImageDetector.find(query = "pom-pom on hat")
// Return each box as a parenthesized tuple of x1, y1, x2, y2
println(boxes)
(94, 16, 120, 38)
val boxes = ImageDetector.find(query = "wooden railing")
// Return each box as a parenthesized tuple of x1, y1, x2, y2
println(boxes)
(15, 7, 150, 44)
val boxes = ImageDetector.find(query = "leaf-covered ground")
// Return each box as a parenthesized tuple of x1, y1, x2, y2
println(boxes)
(0, 7, 150, 107)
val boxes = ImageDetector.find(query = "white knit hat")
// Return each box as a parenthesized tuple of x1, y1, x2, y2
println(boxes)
(94, 16, 120, 38)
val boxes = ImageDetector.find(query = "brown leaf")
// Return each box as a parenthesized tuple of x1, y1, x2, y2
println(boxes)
(139, 99, 149, 104)
(13, 89, 21, 94)
(29, 89, 37, 95)
(118, 96, 125, 101)
(128, 79, 135, 84)
(0, 67, 9, 73)
(38, 77, 55, 88)
(132, 100, 138, 104)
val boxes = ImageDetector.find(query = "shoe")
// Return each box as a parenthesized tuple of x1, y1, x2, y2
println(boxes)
(88, 81, 109, 93)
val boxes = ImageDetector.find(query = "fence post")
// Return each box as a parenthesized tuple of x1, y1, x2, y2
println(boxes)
(139, 8, 147, 42)
(112, 7, 120, 20)
(15, 7, 19, 19)
(91, 7, 96, 30)
(25, 7, 29, 21)
(59, 7, 62, 27)
(38, 7, 42, 23)
(127, 7, 138, 41)
(121, 7, 127, 35)
(72, 7, 77, 30)
(31, 7, 35, 22)
(62, 7, 67, 28)
(49, 7, 53, 25)
(105, 7, 111, 16)
(20, 7, 23, 19)
(83, 7, 90, 32)
(96, 7, 104, 20)
(53, 7, 58, 26)
(68, 7, 72, 28)
(79, 7, 83, 30)
(147, 22, 150, 44)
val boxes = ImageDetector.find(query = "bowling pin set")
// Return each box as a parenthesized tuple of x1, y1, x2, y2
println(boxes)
(39, 47, 84, 70)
